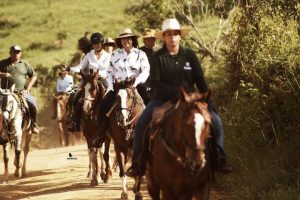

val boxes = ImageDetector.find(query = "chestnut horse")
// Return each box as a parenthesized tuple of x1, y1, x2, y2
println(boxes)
(52, 93, 80, 146)
(146, 89, 212, 200)
(0, 84, 32, 183)
(108, 78, 144, 200)
(80, 70, 112, 186)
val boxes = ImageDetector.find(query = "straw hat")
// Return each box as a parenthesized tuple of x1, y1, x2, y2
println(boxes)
(104, 37, 115, 45)
(115, 28, 139, 39)
(155, 18, 189, 41)
(142, 28, 156, 39)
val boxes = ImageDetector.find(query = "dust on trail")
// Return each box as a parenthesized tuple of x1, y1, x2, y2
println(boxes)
(0, 125, 226, 200)
(0, 144, 151, 200)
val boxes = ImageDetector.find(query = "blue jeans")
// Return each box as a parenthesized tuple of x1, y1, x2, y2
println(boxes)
(132, 100, 165, 163)
(25, 93, 37, 108)
(211, 110, 226, 157)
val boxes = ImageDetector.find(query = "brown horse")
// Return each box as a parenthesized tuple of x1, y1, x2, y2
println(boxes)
(107, 77, 144, 200)
(80, 70, 112, 186)
(146, 89, 212, 200)
(52, 93, 80, 146)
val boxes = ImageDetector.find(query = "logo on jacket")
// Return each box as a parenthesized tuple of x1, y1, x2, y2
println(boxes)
(183, 62, 192, 70)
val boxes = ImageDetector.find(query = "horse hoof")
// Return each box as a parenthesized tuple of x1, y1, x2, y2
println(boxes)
(14, 171, 21, 178)
(21, 173, 27, 178)
(87, 172, 91, 178)
(90, 178, 98, 186)
(121, 192, 128, 200)
(100, 172, 106, 181)
(135, 194, 143, 200)
(0, 180, 8, 185)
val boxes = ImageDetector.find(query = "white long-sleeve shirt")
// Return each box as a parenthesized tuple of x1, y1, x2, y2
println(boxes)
(56, 74, 74, 93)
(70, 49, 110, 78)
(107, 48, 150, 90)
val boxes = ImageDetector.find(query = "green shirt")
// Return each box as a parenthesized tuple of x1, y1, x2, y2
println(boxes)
(0, 57, 36, 91)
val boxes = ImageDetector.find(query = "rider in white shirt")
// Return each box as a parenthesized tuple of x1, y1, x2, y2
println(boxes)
(52, 64, 74, 119)
(68, 32, 110, 132)
(92, 28, 150, 147)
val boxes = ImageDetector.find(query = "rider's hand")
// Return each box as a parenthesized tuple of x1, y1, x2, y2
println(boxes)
(5, 73, 12, 78)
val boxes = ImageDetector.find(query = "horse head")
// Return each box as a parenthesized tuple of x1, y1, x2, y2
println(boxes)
(80, 70, 105, 115)
(114, 76, 140, 128)
(53, 93, 69, 120)
(0, 84, 18, 122)
(173, 88, 211, 171)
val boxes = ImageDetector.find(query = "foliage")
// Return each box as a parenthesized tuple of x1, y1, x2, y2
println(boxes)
(218, 1, 300, 199)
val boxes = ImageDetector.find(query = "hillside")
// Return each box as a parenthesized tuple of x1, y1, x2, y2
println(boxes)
(0, 0, 133, 67)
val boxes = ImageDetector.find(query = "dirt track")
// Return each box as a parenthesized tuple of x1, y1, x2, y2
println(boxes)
(0, 143, 151, 200)
(0, 128, 226, 200)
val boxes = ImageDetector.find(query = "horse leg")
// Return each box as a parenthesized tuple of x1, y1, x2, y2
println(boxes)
(58, 122, 65, 146)
(103, 137, 112, 183)
(22, 132, 32, 177)
(146, 169, 160, 200)
(194, 181, 210, 200)
(133, 177, 143, 200)
(14, 128, 23, 178)
(115, 151, 128, 200)
(90, 147, 99, 186)
(87, 147, 92, 178)
(99, 144, 105, 181)
(2, 143, 9, 183)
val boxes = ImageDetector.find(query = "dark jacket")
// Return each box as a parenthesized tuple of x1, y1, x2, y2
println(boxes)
(150, 45, 208, 101)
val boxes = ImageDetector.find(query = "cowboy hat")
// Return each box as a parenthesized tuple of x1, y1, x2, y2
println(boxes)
(104, 37, 115, 45)
(142, 28, 156, 39)
(155, 18, 189, 41)
(115, 28, 139, 39)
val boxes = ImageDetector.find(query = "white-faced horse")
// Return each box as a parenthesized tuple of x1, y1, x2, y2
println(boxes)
(80, 70, 112, 186)
(0, 84, 32, 183)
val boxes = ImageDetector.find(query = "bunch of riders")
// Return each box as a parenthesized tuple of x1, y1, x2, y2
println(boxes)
(0, 18, 232, 175)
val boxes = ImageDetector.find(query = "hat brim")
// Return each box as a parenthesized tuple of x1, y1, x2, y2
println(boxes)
(142, 35, 156, 39)
(115, 34, 140, 40)
(155, 28, 189, 41)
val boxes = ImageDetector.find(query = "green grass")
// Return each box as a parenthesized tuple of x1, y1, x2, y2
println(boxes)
(0, 0, 134, 67)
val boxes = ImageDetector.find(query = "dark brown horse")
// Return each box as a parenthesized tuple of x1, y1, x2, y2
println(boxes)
(146, 89, 212, 200)
(52, 93, 81, 146)
(108, 77, 144, 200)
(80, 70, 112, 186)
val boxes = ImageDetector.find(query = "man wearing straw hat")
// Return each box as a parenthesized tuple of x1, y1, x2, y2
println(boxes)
(104, 37, 116, 55)
(139, 28, 157, 59)
(126, 18, 232, 177)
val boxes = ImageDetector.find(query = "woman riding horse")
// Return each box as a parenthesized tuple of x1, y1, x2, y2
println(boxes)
(92, 28, 150, 147)
(68, 32, 110, 132)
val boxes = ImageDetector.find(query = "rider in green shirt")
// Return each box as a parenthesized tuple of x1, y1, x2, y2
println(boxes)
(0, 45, 40, 142)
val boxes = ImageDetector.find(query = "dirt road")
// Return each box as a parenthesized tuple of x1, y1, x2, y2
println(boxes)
(0, 144, 151, 200)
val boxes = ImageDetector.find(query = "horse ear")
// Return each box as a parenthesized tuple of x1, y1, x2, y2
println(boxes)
(179, 87, 191, 103)
(10, 84, 15, 93)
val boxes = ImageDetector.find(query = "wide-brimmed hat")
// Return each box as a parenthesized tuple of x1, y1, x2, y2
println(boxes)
(155, 18, 189, 41)
(142, 28, 156, 39)
(115, 28, 139, 39)
(104, 37, 115, 45)
(78, 36, 91, 49)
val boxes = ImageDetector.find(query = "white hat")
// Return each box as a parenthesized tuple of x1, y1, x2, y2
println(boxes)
(155, 18, 189, 41)
(115, 28, 139, 39)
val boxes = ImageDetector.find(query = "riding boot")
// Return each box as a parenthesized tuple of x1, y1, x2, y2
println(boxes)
(67, 106, 82, 132)
(92, 116, 109, 147)
(51, 98, 57, 120)
(29, 106, 40, 134)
